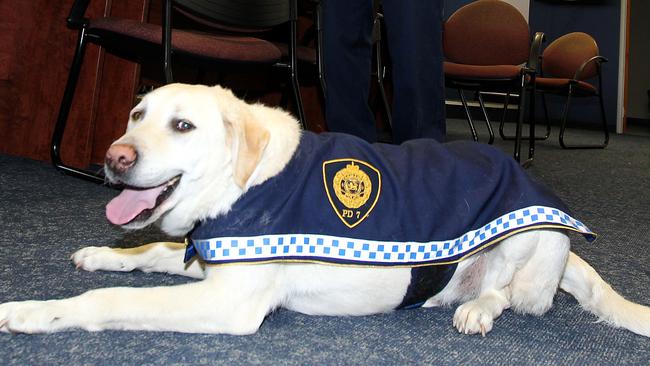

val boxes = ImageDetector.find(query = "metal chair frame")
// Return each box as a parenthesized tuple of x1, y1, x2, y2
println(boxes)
(445, 32, 545, 164)
(555, 55, 610, 149)
(497, 91, 552, 142)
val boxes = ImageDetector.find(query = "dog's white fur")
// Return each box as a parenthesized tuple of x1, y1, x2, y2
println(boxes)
(1, 83, 649, 337)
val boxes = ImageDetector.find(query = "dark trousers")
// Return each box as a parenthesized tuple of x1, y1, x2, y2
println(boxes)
(322, 0, 446, 144)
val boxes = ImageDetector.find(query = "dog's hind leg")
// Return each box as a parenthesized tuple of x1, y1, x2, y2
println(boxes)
(508, 230, 569, 315)
(71, 242, 205, 279)
(451, 230, 561, 336)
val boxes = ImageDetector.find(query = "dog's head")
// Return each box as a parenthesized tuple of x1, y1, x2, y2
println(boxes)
(103, 83, 274, 236)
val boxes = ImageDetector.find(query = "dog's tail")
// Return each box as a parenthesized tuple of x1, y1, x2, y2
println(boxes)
(560, 252, 650, 337)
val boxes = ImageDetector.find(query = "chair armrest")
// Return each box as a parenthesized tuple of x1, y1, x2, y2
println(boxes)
(527, 31, 546, 73)
(573, 55, 608, 80)
(67, 0, 91, 29)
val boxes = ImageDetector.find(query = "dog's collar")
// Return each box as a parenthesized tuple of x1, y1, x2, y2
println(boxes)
(183, 225, 198, 263)
(183, 205, 595, 267)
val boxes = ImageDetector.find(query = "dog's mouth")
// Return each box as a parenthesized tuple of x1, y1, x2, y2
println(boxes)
(106, 175, 181, 226)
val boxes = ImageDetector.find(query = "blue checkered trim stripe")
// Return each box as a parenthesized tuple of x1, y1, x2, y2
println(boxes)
(189, 206, 595, 266)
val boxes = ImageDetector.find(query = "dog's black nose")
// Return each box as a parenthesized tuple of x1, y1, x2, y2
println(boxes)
(105, 144, 137, 175)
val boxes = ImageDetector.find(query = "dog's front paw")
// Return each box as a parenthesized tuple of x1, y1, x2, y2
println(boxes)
(0, 301, 65, 334)
(453, 300, 495, 336)
(71, 246, 135, 272)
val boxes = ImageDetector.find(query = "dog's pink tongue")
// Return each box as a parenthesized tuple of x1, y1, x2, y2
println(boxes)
(106, 186, 166, 225)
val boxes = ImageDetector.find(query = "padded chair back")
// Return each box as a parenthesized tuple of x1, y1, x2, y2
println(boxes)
(444, 0, 530, 66)
(542, 32, 599, 80)
(174, 0, 293, 30)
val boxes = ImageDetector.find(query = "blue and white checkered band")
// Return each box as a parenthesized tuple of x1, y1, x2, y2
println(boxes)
(185, 205, 596, 266)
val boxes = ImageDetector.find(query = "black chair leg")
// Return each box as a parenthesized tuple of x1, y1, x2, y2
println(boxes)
(513, 77, 527, 163)
(315, 0, 327, 101)
(50, 28, 104, 183)
(559, 85, 609, 149)
(541, 92, 552, 135)
(375, 41, 392, 129)
(162, 0, 173, 84)
(287, 18, 306, 130)
(525, 80, 537, 165)
(372, 10, 392, 129)
(290, 69, 306, 129)
(499, 92, 551, 141)
(597, 90, 611, 146)
(498, 92, 511, 140)
(476, 92, 495, 144)
(558, 88, 573, 149)
(558, 85, 609, 149)
(458, 89, 479, 142)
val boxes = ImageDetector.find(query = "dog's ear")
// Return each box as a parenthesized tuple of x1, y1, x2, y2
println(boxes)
(230, 116, 270, 189)
(217, 87, 270, 189)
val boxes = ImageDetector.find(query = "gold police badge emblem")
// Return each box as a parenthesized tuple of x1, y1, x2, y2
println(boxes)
(322, 159, 381, 228)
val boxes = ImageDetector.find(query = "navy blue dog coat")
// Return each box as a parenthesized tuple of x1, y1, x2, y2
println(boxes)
(184, 131, 595, 308)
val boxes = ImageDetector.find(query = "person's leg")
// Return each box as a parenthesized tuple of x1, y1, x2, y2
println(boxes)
(322, 0, 377, 142)
(382, 0, 446, 143)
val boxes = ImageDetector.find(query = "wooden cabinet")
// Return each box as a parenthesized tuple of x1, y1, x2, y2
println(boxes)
(0, 0, 150, 168)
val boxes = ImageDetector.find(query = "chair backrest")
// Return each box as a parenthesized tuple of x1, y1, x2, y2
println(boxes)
(443, 0, 530, 66)
(173, 0, 293, 30)
(542, 32, 599, 80)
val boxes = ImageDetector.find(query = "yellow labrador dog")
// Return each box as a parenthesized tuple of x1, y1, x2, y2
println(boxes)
(1, 83, 649, 337)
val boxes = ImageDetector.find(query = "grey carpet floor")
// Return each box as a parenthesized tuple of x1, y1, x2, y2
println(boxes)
(1, 122, 649, 365)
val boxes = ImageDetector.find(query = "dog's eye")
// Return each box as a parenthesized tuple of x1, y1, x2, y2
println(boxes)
(173, 119, 195, 132)
(131, 110, 144, 121)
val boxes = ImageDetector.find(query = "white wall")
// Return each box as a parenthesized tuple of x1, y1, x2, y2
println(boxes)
(627, 0, 650, 120)
(504, 0, 529, 20)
